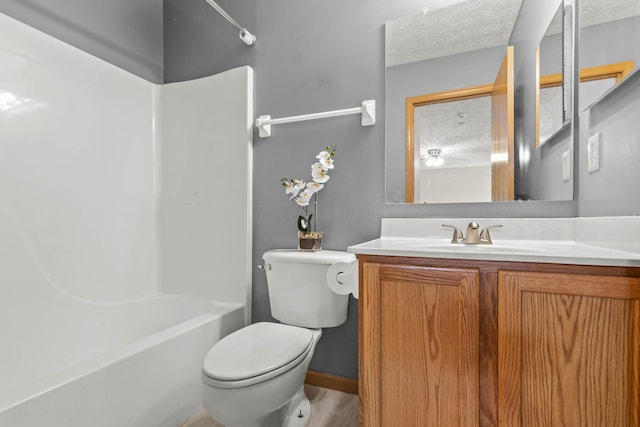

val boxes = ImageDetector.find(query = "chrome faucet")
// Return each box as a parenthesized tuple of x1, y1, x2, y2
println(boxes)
(442, 224, 465, 243)
(464, 222, 481, 244)
(442, 222, 503, 244)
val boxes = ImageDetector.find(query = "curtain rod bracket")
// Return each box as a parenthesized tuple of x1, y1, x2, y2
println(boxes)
(256, 116, 272, 138)
(204, 0, 256, 46)
(256, 100, 376, 138)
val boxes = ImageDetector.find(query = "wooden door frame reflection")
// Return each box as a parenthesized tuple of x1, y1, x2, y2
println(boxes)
(405, 47, 514, 203)
(536, 60, 635, 147)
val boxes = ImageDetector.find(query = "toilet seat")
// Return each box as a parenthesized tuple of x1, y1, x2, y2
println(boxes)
(202, 322, 314, 389)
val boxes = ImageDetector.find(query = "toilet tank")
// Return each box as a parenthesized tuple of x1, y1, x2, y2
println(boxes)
(262, 249, 355, 328)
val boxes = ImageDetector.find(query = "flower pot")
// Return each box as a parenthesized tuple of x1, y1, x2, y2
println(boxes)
(298, 231, 323, 252)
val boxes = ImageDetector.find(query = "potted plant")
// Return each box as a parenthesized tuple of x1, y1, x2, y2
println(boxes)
(281, 145, 336, 251)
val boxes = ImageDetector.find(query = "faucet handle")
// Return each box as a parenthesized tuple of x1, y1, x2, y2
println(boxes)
(442, 224, 464, 243)
(479, 225, 503, 244)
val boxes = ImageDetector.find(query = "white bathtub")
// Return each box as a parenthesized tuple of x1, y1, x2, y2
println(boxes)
(0, 293, 245, 427)
(1, 14, 253, 425)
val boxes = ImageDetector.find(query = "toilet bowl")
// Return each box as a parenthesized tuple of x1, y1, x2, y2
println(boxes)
(200, 250, 357, 427)
(202, 323, 321, 427)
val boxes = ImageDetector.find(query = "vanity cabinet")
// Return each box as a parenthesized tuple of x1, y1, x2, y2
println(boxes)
(498, 271, 640, 427)
(358, 261, 480, 426)
(357, 255, 640, 427)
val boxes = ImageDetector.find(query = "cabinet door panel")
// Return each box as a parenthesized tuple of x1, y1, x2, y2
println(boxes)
(498, 271, 640, 427)
(360, 263, 480, 427)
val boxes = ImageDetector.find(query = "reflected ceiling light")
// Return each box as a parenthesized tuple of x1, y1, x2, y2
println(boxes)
(425, 148, 444, 167)
(518, 144, 531, 168)
(491, 152, 509, 163)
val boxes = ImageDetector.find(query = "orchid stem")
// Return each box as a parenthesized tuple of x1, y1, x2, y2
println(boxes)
(313, 193, 318, 233)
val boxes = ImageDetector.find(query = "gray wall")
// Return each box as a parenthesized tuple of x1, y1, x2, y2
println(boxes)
(164, 0, 577, 379)
(579, 71, 640, 216)
(0, 0, 164, 83)
(578, 17, 640, 216)
(579, 16, 640, 71)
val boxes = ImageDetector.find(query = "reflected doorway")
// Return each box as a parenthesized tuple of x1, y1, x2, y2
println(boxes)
(405, 47, 514, 203)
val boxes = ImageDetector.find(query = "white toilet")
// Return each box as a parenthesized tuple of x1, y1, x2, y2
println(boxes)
(201, 249, 357, 427)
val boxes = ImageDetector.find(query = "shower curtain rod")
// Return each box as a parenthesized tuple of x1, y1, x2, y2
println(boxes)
(204, 0, 256, 45)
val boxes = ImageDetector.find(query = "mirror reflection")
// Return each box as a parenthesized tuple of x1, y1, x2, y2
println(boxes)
(412, 96, 493, 203)
(538, 3, 565, 146)
(578, 0, 640, 110)
(385, 0, 522, 204)
(405, 47, 514, 203)
(385, 0, 573, 203)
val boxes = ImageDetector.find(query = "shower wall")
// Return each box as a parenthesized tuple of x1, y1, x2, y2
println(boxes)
(160, 68, 254, 320)
(1, 12, 253, 314)
(1, 12, 159, 302)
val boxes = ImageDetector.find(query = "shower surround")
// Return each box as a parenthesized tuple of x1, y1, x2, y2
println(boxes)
(0, 12, 253, 426)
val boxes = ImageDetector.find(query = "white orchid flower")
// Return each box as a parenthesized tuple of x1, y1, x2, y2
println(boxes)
(307, 182, 324, 194)
(282, 179, 294, 192)
(295, 189, 313, 207)
(311, 162, 330, 183)
(282, 178, 306, 198)
(290, 179, 306, 197)
(316, 150, 334, 170)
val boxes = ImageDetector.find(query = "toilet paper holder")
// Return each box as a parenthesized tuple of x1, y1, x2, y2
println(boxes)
(336, 272, 348, 284)
(327, 259, 359, 299)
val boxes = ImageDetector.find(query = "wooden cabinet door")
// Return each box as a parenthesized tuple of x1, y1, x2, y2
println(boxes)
(498, 271, 640, 427)
(360, 263, 480, 426)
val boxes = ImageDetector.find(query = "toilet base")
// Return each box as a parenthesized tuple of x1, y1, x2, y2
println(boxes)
(279, 384, 310, 427)
(223, 385, 310, 427)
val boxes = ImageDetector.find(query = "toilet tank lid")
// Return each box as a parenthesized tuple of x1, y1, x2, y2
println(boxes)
(263, 249, 356, 264)
(203, 322, 313, 381)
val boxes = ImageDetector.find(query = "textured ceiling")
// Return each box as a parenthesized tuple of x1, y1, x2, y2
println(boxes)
(416, 97, 491, 170)
(546, 0, 640, 36)
(386, 0, 640, 68)
(538, 86, 563, 142)
(396, 0, 640, 170)
(386, 0, 523, 67)
(581, 0, 640, 27)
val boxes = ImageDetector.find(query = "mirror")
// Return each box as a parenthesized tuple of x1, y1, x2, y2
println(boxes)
(404, 48, 514, 203)
(538, 3, 566, 146)
(385, 0, 575, 204)
(578, 0, 640, 110)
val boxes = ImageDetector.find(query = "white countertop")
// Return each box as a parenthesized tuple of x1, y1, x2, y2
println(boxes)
(348, 217, 640, 267)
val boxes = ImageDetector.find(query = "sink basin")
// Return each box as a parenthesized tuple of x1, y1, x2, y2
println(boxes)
(347, 218, 640, 267)
(386, 238, 565, 255)
(428, 243, 543, 254)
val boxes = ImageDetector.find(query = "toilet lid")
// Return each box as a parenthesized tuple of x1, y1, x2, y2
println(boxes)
(202, 322, 313, 381)
(263, 249, 355, 265)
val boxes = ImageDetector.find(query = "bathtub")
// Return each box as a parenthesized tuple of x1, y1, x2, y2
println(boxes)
(0, 17, 252, 424)
(0, 293, 245, 427)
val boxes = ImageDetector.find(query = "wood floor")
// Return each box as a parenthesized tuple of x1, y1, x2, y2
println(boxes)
(181, 384, 358, 427)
